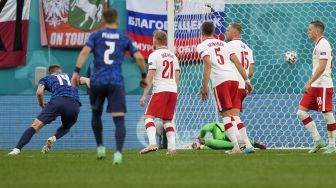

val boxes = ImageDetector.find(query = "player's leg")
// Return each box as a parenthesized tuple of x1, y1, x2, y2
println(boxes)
(163, 92, 178, 155)
(108, 85, 127, 164)
(205, 139, 234, 150)
(231, 112, 254, 154)
(90, 85, 107, 159)
(297, 88, 325, 153)
(321, 87, 336, 153)
(9, 101, 59, 155)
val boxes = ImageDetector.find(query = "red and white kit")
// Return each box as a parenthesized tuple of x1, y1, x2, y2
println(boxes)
(197, 38, 239, 111)
(227, 38, 254, 111)
(300, 37, 334, 112)
(145, 47, 180, 120)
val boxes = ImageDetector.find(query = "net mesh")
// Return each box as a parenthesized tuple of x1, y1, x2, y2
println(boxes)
(173, 0, 336, 148)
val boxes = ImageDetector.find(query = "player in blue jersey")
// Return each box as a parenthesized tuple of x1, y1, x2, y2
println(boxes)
(8, 64, 89, 156)
(71, 8, 147, 164)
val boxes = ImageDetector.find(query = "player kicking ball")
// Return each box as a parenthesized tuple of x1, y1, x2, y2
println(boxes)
(197, 22, 253, 154)
(139, 30, 180, 155)
(297, 20, 336, 154)
(8, 64, 89, 156)
(191, 122, 267, 150)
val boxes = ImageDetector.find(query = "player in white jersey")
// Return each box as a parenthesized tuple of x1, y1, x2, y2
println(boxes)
(139, 30, 180, 155)
(297, 20, 336, 154)
(197, 22, 253, 154)
(226, 23, 255, 151)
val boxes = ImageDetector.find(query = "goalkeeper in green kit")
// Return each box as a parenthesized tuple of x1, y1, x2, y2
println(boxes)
(192, 122, 267, 150)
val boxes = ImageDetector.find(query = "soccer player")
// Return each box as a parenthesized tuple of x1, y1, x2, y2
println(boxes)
(297, 20, 335, 154)
(191, 122, 267, 150)
(71, 8, 147, 164)
(197, 21, 253, 154)
(139, 30, 179, 155)
(8, 64, 89, 155)
(225, 23, 255, 151)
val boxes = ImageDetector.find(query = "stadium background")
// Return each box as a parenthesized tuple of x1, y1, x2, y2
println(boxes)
(1, 0, 336, 149)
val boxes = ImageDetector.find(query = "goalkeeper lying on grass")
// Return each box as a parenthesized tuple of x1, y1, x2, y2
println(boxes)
(192, 122, 267, 150)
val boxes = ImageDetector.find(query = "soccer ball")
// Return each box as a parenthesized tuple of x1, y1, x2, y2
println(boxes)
(284, 50, 298, 64)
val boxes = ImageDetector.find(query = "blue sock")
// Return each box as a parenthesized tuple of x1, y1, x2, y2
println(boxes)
(113, 116, 126, 152)
(92, 110, 103, 146)
(15, 127, 36, 150)
(54, 126, 70, 140)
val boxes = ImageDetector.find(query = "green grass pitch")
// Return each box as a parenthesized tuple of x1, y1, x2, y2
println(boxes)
(1, 149, 335, 188)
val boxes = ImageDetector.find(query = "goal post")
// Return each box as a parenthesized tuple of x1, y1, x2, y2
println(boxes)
(168, 0, 336, 148)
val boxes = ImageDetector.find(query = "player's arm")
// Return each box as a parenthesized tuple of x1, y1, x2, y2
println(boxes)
(72, 46, 92, 86)
(133, 51, 147, 88)
(175, 70, 180, 87)
(79, 76, 90, 88)
(201, 55, 211, 101)
(36, 84, 46, 109)
(198, 122, 216, 144)
(230, 53, 253, 93)
(248, 63, 254, 78)
(140, 69, 155, 107)
(304, 59, 328, 92)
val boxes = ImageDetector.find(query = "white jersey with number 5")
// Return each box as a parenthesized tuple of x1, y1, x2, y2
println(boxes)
(197, 38, 238, 87)
(227, 38, 254, 89)
(311, 37, 333, 88)
(148, 47, 180, 93)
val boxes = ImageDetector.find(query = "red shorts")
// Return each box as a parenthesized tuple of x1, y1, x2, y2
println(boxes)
(237, 88, 248, 112)
(213, 81, 239, 112)
(145, 92, 177, 120)
(300, 87, 333, 112)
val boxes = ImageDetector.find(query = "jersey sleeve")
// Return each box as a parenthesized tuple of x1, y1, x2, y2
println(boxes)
(197, 43, 210, 59)
(125, 35, 138, 55)
(85, 32, 97, 48)
(199, 122, 216, 138)
(148, 53, 157, 70)
(248, 48, 255, 64)
(318, 41, 331, 60)
(174, 56, 180, 71)
(38, 77, 47, 86)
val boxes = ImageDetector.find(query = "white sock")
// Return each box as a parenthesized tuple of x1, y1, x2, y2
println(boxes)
(164, 123, 176, 150)
(145, 118, 157, 145)
(297, 110, 321, 141)
(322, 112, 336, 148)
(328, 131, 336, 148)
(223, 117, 239, 149)
(234, 116, 253, 148)
(231, 117, 242, 144)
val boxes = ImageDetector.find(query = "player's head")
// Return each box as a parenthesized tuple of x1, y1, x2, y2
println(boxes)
(201, 21, 215, 39)
(153, 30, 167, 48)
(307, 20, 325, 40)
(225, 22, 243, 41)
(103, 8, 118, 26)
(48, 64, 62, 75)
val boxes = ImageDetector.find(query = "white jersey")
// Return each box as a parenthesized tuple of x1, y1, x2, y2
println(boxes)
(311, 37, 333, 88)
(197, 38, 238, 87)
(148, 47, 180, 93)
(227, 38, 254, 89)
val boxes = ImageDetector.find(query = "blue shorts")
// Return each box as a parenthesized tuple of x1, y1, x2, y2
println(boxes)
(89, 84, 126, 113)
(37, 97, 80, 127)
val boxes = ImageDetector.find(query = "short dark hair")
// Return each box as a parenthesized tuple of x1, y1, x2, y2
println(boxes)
(230, 22, 243, 33)
(48, 64, 61, 74)
(103, 8, 118, 24)
(201, 22, 214, 36)
(153, 30, 167, 45)
(310, 20, 325, 32)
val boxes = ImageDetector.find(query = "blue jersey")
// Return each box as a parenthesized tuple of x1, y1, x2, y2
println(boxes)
(85, 28, 138, 86)
(38, 73, 81, 105)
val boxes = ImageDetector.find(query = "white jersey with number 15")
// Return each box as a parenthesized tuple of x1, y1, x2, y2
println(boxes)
(148, 47, 180, 93)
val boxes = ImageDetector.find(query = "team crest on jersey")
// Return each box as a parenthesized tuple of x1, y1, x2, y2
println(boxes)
(69, 0, 104, 31)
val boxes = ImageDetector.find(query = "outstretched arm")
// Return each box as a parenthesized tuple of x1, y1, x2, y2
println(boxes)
(71, 46, 92, 86)
(79, 76, 90, 88)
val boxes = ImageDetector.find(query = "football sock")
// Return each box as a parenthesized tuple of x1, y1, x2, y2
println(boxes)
(230, 116, 242, 143)
(145, 118, 157, 145)
(15, 127, 36, 150)
(54, 126, 70, 140)
(297, 110, 321, 141)
(92, 110, 103, 146)
(164, 123, 176, 150)
(322, 112, 336, 148)
(234, 116, 253, 148)
(223, 117, 239, 149)
(113, 116, 126, 152)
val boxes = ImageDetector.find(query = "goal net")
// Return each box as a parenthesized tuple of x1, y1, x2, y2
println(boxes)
(172, 0, 336, 148)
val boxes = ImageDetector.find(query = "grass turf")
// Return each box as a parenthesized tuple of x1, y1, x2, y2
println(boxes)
(1, 149, 335, 188)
